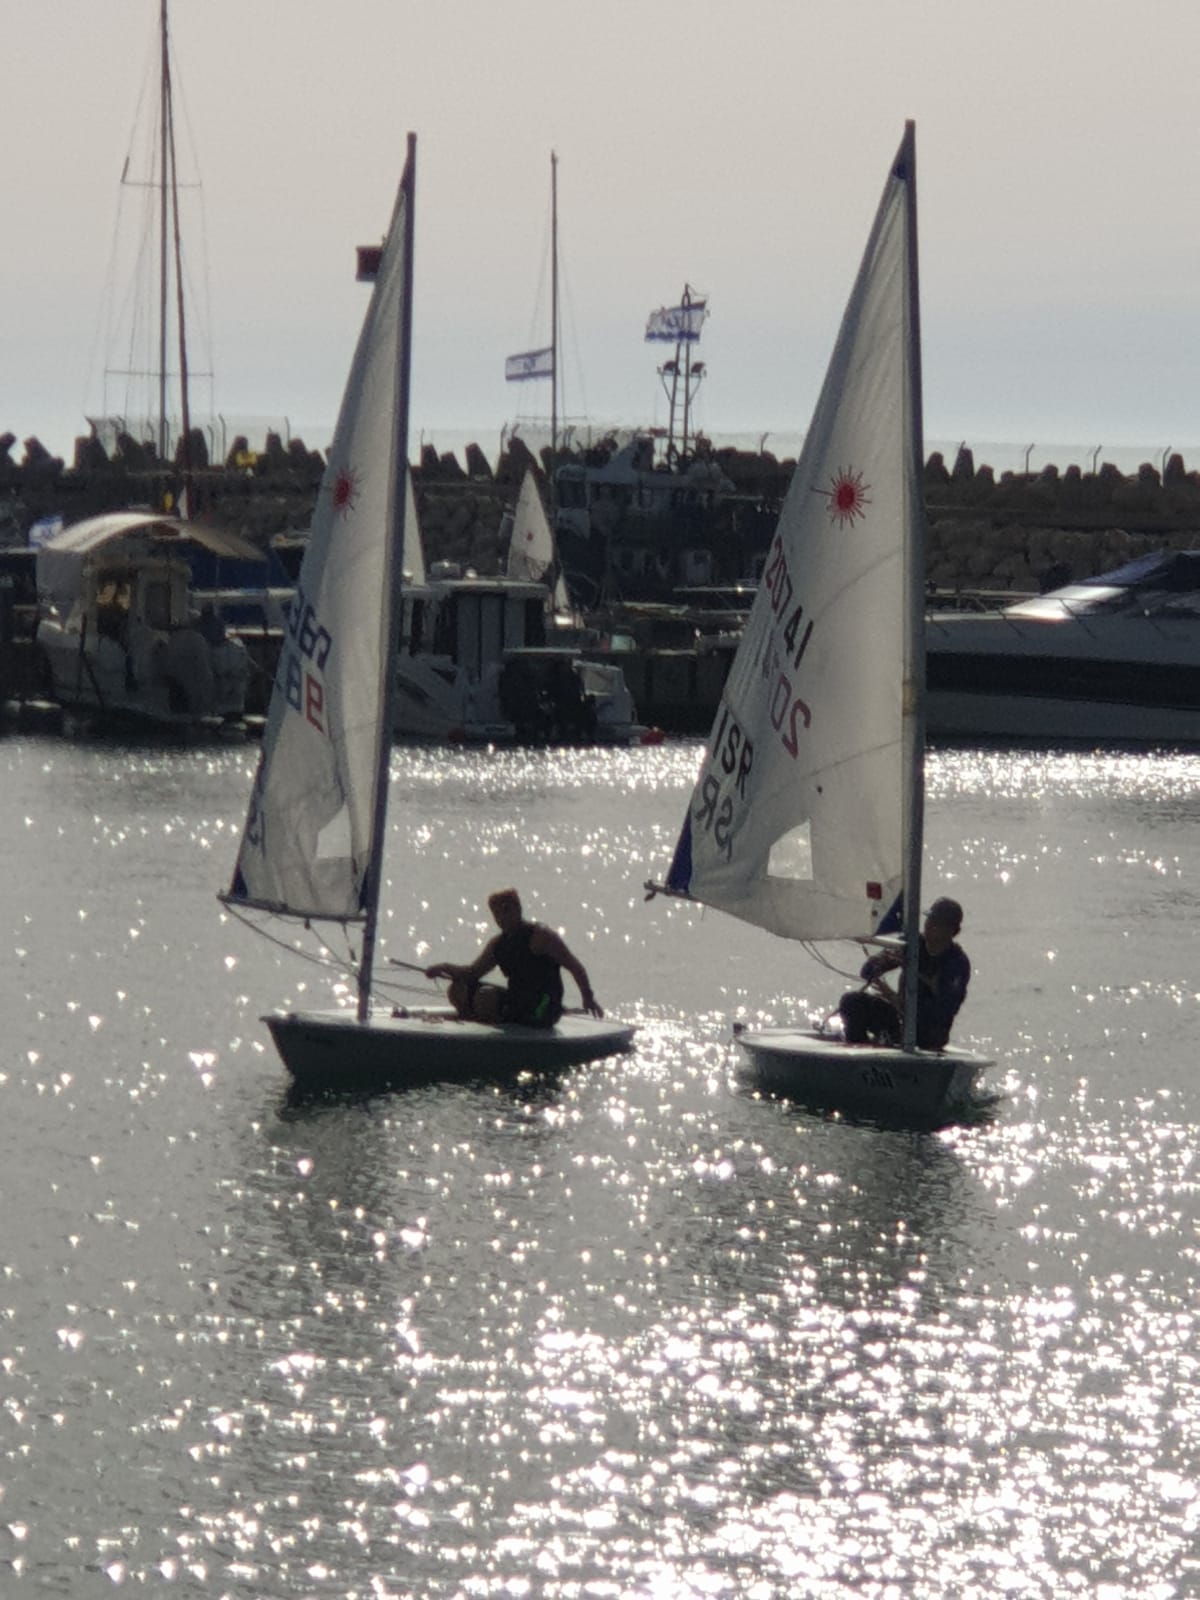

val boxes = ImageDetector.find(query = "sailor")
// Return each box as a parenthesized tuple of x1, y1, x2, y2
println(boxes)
(838, 896, 970, 1051)
(196, 601, 227, 645)
(425, 887, 604, 1026)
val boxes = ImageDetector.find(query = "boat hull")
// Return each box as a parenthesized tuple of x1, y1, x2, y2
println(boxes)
(735, 1027, 991, 1121)
(926, 686, 1200, 746)
(926, 610, 1200, 746)
(266, 1006, 636, 1092)
(38, 623, 249, 728)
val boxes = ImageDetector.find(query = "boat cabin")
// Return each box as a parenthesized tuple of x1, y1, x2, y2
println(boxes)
(399, 572, 548, 669)
(554, 435, 735, 602)
(33, 512, 261, 724)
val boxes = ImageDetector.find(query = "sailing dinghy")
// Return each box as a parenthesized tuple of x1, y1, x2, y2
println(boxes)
(647, 124, 990, 1122)
(220, 137, 633, 1093)
(506, 468, 573, 622)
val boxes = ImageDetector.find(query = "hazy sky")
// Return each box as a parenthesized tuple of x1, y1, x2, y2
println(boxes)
(5, 0, 1199, 467)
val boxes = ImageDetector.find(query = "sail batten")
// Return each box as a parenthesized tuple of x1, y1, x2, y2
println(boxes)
(663, 129, 917, 949)
(225, 150, 415, 927)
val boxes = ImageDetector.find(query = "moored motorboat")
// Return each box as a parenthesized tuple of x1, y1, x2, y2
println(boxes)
(926, 549, 1200, 745)
(395, 569, 645, 744)
(34, 512, 259, 728)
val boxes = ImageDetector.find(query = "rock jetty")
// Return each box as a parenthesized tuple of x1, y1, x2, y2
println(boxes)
(4, 428, 1200, 594)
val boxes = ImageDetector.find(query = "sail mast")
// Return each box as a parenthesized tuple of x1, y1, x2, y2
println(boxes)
(550, 150, 558, 511)
(357, 133, 417, 1022)
(899, 119, 925, 1053)
(162, 2, 193, 512)
(157, 0, 169, 464)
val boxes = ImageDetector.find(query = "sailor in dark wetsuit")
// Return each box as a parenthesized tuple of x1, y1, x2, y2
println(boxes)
(838, 896, 971, 1050)
(425, 888, 604, 1027)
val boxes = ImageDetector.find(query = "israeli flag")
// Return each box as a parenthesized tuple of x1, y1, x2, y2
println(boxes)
(644, 300, 708, 342)
(505, 347, 554, 382)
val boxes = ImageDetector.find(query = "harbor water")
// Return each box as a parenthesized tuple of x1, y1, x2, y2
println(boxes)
(2, 734, 1198, 1597)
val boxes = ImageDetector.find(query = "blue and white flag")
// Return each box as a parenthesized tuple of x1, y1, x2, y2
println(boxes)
(644, 300, 708, 343)
(505, 347, 554, 382)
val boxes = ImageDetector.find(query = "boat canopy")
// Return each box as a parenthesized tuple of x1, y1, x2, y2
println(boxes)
(1007, 549, 1200, 622)
(36, 513, 263, 611)
(1080, 549, 1200, 590)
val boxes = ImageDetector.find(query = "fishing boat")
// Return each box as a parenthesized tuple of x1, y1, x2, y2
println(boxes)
(25, 3, 262, 731)
(646, 123, 991, 1122)
(34, 511, 258, 727)
(221, 138, 634, 1094)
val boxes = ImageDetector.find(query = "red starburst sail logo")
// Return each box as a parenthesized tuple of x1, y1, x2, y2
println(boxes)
(330, 466, 360, 515)
(815, 466, 871, 528)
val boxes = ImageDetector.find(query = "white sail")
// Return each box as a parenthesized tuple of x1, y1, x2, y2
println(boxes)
(506, 470, 552, 582)
(506, 468, 570, 614)
(664, 131, 918, 944)
(403, 468, 426, 586)
(226, 162, 413, 921)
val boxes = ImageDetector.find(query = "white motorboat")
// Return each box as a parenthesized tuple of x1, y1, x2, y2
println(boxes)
(926, 549, 1200, 745)
(34, 512, 258, 727)
(646, 123, 992, 1124)
(395, 569, 644, 744)
(221, 138, 635, 1093)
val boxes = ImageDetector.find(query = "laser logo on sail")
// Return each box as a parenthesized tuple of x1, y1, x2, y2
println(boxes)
(331, 467, 360, 515)
(816, 466, 871, 528)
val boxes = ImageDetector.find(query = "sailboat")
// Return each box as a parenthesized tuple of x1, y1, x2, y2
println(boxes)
(647, 123, 991, 1121)
(33, 0, 258, 730)
(89, 0, 200, 504)
(221, 137, 634, 1093)
(505, 469, 572, 621)
(387, 152, 642, 748)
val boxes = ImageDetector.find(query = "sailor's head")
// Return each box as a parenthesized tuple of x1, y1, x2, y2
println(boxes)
(924, 896, 963, 936)
(488, 887, 523, 927)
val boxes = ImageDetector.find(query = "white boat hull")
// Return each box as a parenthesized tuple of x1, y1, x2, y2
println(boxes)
(266, 1005, 635, 1092)
(392, 651, 645, 745)
(38, 622, 249, 727)
(735, 1027, 991, 1121)
(926, 608, 1200, 746)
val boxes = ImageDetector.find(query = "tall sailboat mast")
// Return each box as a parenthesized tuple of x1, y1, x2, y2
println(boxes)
(357, 134, 417, 1022)
(157, 0, 170, 463)
(549, 150, 558, 510)
(158, 0, 192, 508)
(899, 119, 925, 1052)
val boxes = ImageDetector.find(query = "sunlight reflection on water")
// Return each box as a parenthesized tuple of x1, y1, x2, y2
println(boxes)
(2, 736, 1199, 1595)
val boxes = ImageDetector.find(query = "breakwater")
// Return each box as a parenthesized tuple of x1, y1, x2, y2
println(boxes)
(5, 427, 1200, 592)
